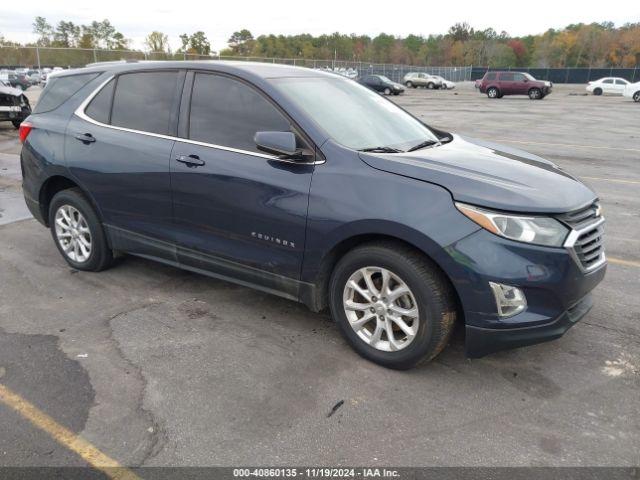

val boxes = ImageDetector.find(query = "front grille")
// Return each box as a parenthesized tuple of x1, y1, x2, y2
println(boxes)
(557, 202, 605, 271)
(0, 94, 18, 107)
(557, 202, 600, 230)
(573, 223, 605, 270)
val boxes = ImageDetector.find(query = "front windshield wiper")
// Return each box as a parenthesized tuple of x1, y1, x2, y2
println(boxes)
(407, 139, 440, 152)
(358, 146, 404, 153)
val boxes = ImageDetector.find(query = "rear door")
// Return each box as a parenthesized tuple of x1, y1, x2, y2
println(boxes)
(65, 70, 184, 259)
(169, 71, 314, 293)
(498, 72, 515, 94)
(601, 78, 615, 94)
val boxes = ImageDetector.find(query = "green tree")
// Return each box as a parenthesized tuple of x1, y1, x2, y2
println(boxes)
(145, 31, 169, 53)
(228, 29, 254, 55)
(53, 21, 80, 48)
(33, 16, 53, 46)
(179, 31, 211, 55)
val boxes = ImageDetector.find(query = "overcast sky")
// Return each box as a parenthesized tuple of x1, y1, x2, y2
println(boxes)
(2, 0, 639, 51)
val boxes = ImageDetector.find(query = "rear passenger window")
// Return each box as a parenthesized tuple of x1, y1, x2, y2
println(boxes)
(500, 73, 514, 81)
(33, 73, 100, 114)
(603, 79, 613, 84)
(188, 73, 290, 153)
(85, 79, 115, 124)
(111, 71, 180, 135)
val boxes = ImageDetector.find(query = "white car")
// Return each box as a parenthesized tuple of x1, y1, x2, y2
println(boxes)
(586, 77, 629, 96)
(623, 81, 640, 102)
(431, 75, 456, 90)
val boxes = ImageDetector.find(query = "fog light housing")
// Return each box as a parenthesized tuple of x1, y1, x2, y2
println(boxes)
(489, 282, 527, 318)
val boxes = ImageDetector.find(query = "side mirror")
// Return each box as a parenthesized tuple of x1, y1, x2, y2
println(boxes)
(254, 131, 298, 157)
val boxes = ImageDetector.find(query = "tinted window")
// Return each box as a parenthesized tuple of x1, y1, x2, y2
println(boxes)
(513, 73, 526, 81)
(189, 73, 290, 152)
(485, 72, 496, 81)
(111, 71, 179, 135)
(33, 73, 100, 113)
(615, 79, 627, 85)
(602, 79, 613, 84)
(500, 73, 515, 81)
(85, 79, 115, 124)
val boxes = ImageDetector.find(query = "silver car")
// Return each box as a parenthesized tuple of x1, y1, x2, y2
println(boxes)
(402, 72, 442, 89)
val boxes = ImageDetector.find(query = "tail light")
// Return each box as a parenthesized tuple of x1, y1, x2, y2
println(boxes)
(18, 122, 33, 144)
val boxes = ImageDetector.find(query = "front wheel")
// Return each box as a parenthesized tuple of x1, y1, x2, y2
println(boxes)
(487, 87, 499, 98)
(593, 87, 603, 96)
(633, 91, 640, 102)
(49, 188, 114, 271)
(329, 242, 457, 370)
(528, 88, 542, 100)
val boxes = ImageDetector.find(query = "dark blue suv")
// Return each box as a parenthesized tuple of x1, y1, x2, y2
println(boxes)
(20, 62, 606, 369)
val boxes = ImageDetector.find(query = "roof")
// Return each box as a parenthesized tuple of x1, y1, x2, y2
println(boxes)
(60, 60, 333, 80)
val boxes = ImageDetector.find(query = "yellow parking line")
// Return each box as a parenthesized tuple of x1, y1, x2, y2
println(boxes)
(581, 176, 640, 185)
(608, 257, 640, 268)
(0, 383, 140, 480)
(495, 139, 640, 153)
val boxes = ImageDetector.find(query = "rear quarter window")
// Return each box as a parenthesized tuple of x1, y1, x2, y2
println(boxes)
(33, 72, 100, 114)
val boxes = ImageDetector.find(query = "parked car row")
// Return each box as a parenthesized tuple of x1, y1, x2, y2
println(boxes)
(474, 72, 639, 103)
(0, 67, 64, 90)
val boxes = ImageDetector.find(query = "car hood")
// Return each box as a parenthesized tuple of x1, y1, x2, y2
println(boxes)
(0, 84, 23, 97)
(358, 134, 597, 213)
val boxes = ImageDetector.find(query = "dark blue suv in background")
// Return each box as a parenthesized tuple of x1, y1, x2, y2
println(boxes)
(20, 62, 606, 369)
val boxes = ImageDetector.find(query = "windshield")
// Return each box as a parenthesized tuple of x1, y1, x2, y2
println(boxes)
(272, 77, 438, 151)
(378, 75, 392, 83)
(523, 73, 536, 81)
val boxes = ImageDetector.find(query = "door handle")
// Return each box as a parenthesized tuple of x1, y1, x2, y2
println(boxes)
(175, 154, 205, 167)
(75, 133, 96, 144)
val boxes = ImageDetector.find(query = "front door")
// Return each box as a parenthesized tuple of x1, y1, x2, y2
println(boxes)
(170, 72, 314, 296)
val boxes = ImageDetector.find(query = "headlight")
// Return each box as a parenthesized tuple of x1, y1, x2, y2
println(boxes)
(455, 202, 569, 247)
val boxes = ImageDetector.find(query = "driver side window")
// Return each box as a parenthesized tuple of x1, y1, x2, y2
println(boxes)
(188, 73, 291, 153)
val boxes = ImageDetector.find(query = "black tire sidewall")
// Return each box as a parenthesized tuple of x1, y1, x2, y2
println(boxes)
(48, 189, 111, 271)
(329, 248, 447, 369)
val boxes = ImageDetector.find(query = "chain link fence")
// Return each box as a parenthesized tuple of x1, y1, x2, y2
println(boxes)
(0, 46, 471, 82)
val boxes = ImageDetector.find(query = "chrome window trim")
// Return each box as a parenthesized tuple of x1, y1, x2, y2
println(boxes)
(74, 74, 324, 165)
(563, 216, 606, 273)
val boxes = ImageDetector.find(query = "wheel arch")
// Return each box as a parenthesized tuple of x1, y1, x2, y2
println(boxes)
(304, 231, 464, 324)
(39, 174, 104, 227)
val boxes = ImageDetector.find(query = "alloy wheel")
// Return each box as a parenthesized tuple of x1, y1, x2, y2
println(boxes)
(342, 266, 419, 352)
(54, 205, 92, 263)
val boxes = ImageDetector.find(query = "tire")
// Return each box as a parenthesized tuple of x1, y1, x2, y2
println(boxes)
(487, 87, 499, 98)
(383, 87, 391, 95)
(633, 91, 640, 103)
(528, 88, 542, 100)
(593, 88, 602, 96)
(405, 81, 413, 88)
(427, 82, 434, 89)
(329, 242, 457, 370)
(49, 188, 114, 272)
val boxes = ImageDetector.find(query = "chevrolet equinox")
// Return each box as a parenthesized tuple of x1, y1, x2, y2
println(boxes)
(20, 62, 606, 369)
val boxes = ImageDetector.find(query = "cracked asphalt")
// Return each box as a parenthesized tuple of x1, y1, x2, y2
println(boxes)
(0, 83, 638, 468)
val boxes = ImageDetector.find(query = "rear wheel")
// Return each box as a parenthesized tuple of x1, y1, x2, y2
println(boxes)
(593, 87, 603, 96)
(487, 87, 499, 98)
(49, 188, 114, 272)
(633, 91, 640, 102)
(329, 242, 457, 370)
(383, 87, 391, 95)
(427, 82, 435, 89)
(405, 81, 413, 88)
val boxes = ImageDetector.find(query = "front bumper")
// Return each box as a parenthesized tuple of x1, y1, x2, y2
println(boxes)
(466, 292, 595, 357)
(442, 228, 606, 357)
